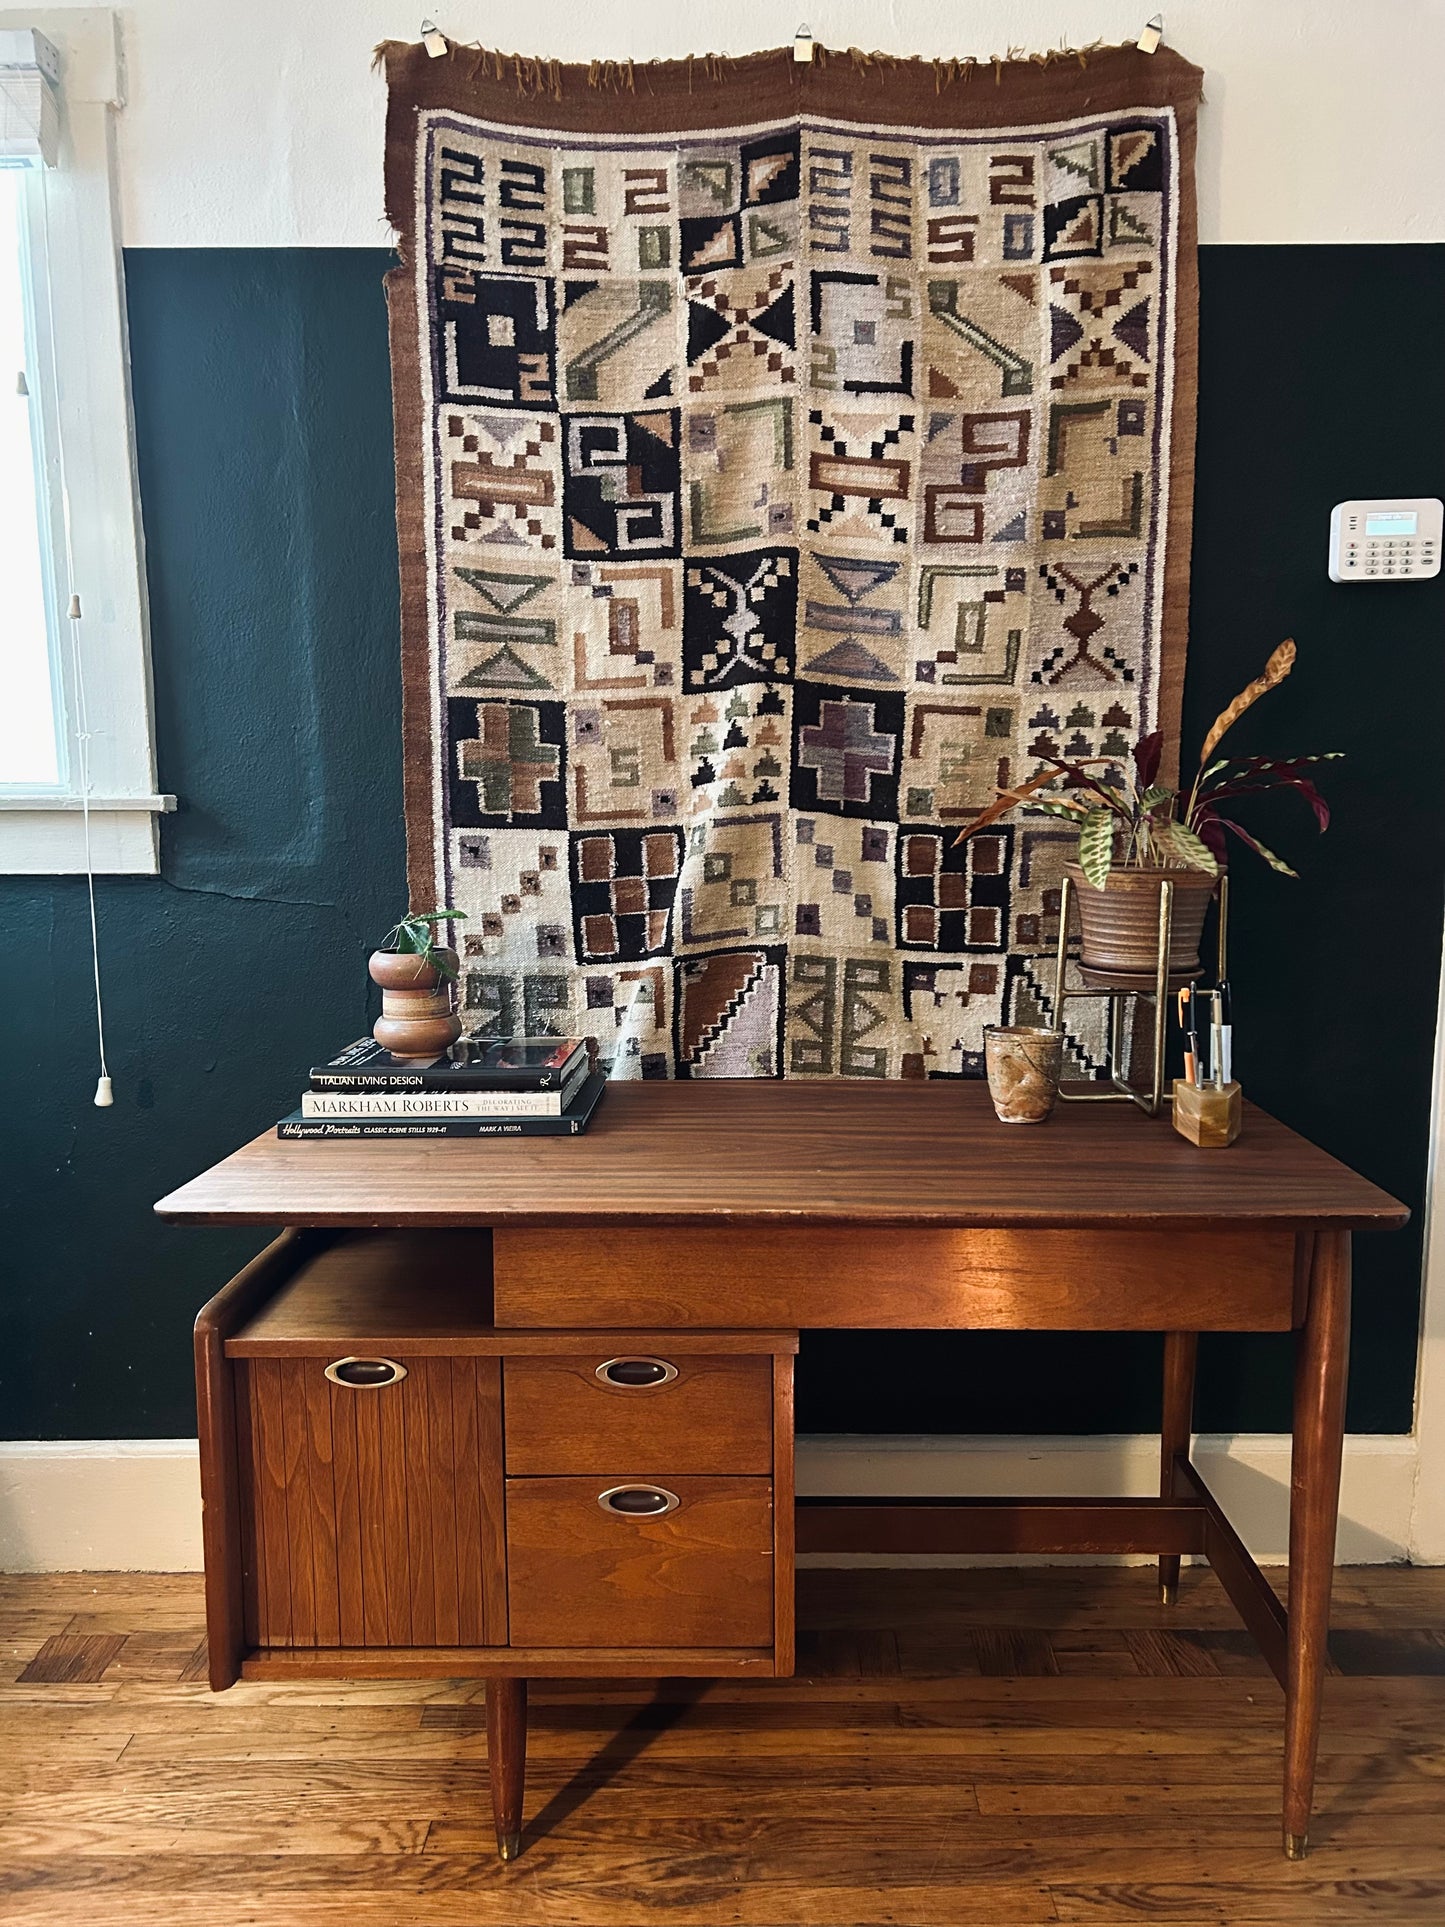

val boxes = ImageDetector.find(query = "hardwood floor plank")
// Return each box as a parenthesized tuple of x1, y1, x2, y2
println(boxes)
(0, 1817, 433, 1856)
(0, 1857, 1058, 1923)
(0, 1890, 1060, 1927)
(1050, 1877, 1445, 1922)
(1329, 1631, 1445, 1676)
(17, 1635, 128, 1685)
(974, 1630, 1059, 1677)
(1122, 1629, 1223, 1677)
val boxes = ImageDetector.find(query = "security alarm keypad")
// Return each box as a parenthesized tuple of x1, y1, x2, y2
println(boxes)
(1329, 499, 1442, 582)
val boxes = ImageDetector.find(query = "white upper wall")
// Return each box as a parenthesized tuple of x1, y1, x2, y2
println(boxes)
(35, 0, 1445, 246)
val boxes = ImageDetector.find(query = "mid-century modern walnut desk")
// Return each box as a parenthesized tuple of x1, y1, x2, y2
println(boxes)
(155, 1081, 1407, 1863)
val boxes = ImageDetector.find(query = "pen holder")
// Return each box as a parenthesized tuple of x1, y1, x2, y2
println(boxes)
(1171, 1079, 1242, 1149)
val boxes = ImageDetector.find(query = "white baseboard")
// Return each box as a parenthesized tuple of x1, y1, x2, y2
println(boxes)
(0, 1440, 203, 1573)
(0, 1433, 1425, 1574)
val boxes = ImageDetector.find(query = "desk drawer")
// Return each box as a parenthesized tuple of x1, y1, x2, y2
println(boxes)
(492, 1225, 1299, 1331)
(504, 1353, 772, 1475)
(506, 1475, 774, 1648)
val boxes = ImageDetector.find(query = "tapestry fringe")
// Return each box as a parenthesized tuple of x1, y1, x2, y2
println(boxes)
(374, 37, 1115, 100)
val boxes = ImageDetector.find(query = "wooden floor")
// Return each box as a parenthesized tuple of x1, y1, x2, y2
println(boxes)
(3, 1567, 1445, 1925)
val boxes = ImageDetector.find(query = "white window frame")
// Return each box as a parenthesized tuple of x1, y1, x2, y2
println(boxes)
(0, 10, 171, 874)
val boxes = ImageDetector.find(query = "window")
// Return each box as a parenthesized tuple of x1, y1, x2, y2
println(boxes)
(1, 164, 60, 786)
(0, 15, 170, 874)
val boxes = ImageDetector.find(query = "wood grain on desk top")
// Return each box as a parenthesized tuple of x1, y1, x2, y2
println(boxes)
(154, 1080, 1407, 1232)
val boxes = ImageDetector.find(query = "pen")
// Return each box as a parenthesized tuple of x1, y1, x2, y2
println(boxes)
(1217, 981, 1233, 1085)
(1210, 991, 1226, 1091)
(1178, 987, 1198, 1087)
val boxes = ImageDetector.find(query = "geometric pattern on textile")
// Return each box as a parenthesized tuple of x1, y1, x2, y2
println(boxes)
(799, 551, 908, 685)
(387, 43, 1199, 1077)
(683, 549, 797, 689)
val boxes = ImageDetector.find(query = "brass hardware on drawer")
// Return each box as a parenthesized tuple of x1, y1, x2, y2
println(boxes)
(323, 1356, 408, 1388)
(595, 1356, 678, 1388)
(597, 1483, 680, 1517)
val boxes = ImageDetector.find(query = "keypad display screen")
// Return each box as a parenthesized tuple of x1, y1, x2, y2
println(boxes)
(1364, 511, 1418, 537)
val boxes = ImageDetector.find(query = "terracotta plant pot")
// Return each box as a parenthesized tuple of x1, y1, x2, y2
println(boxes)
(1065, 863, 1218, 985)
(369, 947, 461, 1060)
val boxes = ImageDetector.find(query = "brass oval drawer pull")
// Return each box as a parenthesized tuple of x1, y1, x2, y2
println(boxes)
(324, 1356, 408, 1389)
(595, 1356, 678, 1389)
(597, 1484, 680, 1518)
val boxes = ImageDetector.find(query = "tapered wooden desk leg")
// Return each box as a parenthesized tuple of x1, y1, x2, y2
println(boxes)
(1283, 1230, 1350, 1860)
(1158, 1331, 1198, 1605)
(487, 1678, 527, 1861)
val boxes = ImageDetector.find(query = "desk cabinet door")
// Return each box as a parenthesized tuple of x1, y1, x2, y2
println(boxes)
(506, 1475, 774, 1648)
(237, 1356, 507, 1650)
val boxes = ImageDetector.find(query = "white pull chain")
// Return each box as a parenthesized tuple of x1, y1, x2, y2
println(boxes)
(64, 591, 112, 1106)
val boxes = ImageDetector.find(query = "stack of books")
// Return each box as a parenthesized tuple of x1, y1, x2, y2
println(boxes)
(276, 1036, 606, 1139)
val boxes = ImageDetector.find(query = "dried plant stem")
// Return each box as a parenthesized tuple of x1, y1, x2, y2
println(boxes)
(1198, 640, 1296, 770)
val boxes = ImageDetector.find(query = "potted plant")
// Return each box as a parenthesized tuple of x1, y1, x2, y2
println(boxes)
(369, 908, 468, 1060)
(957, 641, 1340, 982)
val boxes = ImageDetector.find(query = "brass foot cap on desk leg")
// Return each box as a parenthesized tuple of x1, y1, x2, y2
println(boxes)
(1284, 1832, 1308, 1861)
(1158, 1579, 1178, 1606)
(496, 1832, 522, 1862)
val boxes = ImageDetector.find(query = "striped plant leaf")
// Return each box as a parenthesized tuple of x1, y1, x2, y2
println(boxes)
(1029, 797, 1090, 820)
(1077, 808, 1116, 890)
(1212, 816, 1300, 877)
(1158, 818, 1219, 875)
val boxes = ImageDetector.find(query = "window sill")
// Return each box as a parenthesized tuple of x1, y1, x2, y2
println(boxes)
(0, 794, 176, 876)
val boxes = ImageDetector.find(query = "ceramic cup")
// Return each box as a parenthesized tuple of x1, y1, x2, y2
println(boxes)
(983, 1025, 1063, 1125)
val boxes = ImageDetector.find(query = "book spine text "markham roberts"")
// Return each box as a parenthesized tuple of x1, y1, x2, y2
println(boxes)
(300, 1087, 577, 1118)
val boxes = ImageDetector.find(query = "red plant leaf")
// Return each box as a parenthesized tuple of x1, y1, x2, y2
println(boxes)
(1132, 731, 1164, 789)
(1193, 810, 1229, 864)
(1036, 755, 1132, 816)
(1201, 776, 1331, 831)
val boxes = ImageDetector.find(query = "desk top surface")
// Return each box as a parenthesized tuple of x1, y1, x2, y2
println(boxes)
(155, 1081, 1407, 1233)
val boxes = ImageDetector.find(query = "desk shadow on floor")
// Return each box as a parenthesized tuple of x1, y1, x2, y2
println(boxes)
(524, 1681, 711, 1846)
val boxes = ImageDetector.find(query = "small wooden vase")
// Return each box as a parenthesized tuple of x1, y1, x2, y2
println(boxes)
(369, 948, 461, 1061)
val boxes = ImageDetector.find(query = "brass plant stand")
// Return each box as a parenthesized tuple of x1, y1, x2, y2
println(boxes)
(1050, 872, 1230, 1117)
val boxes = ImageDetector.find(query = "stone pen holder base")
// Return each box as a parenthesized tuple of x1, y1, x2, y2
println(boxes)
(1172, 1078, 1242, 1149)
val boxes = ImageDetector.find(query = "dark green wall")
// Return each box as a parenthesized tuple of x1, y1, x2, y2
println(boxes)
(1, 251, 404, 1437)
(2, 243, 1441, 1440)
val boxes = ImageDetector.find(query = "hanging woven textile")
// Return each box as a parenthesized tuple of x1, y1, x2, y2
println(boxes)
(380, 39, 1203, 1079)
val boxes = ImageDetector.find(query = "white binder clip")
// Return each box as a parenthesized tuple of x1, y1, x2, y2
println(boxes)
(794, 24, 814, 62)
(1137, 13, 1164, 53)
(421, 18, 448, 57)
